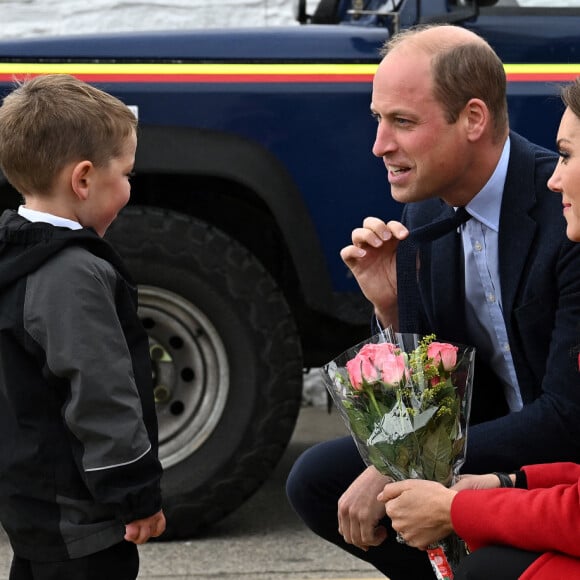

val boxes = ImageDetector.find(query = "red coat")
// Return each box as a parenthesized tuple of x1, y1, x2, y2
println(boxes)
(451, 463, 580, 579)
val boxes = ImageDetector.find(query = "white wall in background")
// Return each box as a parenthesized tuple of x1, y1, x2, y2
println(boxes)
(516, 1, 580, 5)
(4, 1, 578, 41)
(0, 0, 323, 39)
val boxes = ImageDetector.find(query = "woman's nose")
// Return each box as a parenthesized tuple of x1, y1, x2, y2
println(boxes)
(547, 165, 562, 193)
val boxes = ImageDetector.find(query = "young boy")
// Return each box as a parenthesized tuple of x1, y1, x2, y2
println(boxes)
(0, 74, 165, 580)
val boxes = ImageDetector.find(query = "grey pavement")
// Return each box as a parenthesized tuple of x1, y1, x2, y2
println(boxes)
(0, 372, 384, 580)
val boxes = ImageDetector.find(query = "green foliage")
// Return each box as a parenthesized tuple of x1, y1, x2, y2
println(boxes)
(324, 333, 474, 485)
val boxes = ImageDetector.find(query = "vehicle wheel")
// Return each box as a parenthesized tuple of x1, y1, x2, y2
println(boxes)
(105, 205, 303, 539)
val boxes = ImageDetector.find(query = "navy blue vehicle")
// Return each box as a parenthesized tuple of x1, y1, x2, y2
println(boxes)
(0, 0, 579, 539)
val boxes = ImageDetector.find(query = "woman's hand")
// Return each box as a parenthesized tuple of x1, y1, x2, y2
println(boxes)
(378, 480, 456, 550)
(452, 473, 506, 491)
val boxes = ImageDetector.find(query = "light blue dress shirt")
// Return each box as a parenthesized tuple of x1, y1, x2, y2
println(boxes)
(461, 137, 522, 412)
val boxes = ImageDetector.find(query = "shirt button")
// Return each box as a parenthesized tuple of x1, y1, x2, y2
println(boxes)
(474, 241, 483, 251)
(504, 343, 511, 352)
(487, 293, 496, 303)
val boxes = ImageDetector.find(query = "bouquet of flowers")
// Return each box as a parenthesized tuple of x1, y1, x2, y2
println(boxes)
(321, 327, 476, 580)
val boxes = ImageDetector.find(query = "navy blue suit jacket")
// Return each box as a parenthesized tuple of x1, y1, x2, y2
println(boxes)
(397, 131, 580, 473)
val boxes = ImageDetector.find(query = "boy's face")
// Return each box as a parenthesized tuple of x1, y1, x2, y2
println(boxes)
(83, 131, 137, 236)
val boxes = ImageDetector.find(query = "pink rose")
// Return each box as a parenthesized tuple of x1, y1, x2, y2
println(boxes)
(427, 342, 458, 372)
(372, 348, 407, 386)
(380, 353, 408, 386)
(346, 352, 378, 390)
(358, 342, 397, 359)
(346, 342, 404, 389)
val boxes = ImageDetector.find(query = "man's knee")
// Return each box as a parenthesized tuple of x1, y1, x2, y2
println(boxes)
(286, 443, 325, 512)
(287, 438, 360, 535)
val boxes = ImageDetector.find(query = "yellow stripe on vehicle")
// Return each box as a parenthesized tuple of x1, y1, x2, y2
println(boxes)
(0, 62, 579, 83)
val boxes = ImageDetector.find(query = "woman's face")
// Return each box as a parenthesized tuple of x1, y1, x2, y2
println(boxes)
(548, 106, 580, 242)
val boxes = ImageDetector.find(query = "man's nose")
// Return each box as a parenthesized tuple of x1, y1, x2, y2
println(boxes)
(372, 121, 396, 158)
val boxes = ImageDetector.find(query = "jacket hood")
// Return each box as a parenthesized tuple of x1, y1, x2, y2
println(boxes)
(0, 209, 130, 291)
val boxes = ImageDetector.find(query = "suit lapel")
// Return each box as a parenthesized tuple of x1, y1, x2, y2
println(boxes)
(420, 133, 539, 343)
(498, 134, 538, 321)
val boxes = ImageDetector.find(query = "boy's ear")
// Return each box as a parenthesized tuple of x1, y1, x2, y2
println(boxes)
(71, 160, 94, 201)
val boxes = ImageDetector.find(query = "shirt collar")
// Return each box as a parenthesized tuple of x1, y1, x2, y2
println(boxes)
(18, 206, 83, 230)
(463, 136, 510, 233)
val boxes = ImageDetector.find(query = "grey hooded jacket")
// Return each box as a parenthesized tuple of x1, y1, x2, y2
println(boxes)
(0, 210, 162, 561)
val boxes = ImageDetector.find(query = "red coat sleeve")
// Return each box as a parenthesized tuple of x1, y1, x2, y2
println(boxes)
(451, 476, 580, 557)
(523, 462, 580, 488)
(520, 553, 580, 580)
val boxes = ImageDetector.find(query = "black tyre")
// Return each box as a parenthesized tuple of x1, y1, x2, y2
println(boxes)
(105, 206, 303, 539)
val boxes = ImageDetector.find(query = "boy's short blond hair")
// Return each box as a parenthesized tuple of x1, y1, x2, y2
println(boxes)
(0, 74, 137, 196)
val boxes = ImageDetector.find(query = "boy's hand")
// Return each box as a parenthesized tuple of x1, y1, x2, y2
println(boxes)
(124, 509, 166, 544)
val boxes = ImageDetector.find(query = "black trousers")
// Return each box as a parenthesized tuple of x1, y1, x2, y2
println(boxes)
(455, 545, 541, 579)
(9, 540, 139, 580)
(286, 435, 434, 579)
(286, 436, 541, 580)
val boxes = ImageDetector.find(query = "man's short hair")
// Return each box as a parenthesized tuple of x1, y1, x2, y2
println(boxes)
(381, 24, 509, 143)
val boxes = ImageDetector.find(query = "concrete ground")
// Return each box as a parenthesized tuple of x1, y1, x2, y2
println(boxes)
(0, 371, 384, 579)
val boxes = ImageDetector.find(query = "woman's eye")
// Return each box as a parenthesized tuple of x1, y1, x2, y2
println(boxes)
(558, 150, 570, 163)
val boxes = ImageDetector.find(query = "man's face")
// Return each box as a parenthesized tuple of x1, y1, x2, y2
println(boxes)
(370, 48, 469, 205)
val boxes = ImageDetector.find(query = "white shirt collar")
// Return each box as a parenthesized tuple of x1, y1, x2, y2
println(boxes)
(18, 206, 82, 230)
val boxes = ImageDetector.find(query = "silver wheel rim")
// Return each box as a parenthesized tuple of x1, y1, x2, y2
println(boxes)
(138, 286, 229, 469)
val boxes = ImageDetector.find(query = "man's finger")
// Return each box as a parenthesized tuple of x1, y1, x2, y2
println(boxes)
(377, 480, 406, 502)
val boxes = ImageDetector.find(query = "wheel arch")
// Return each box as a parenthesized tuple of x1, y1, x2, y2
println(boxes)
(133, 125, 334, 315)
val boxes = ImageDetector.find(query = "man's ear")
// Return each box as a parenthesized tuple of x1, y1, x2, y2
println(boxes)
(462, 98, 488, 142)
(71, 160, 94, 201)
